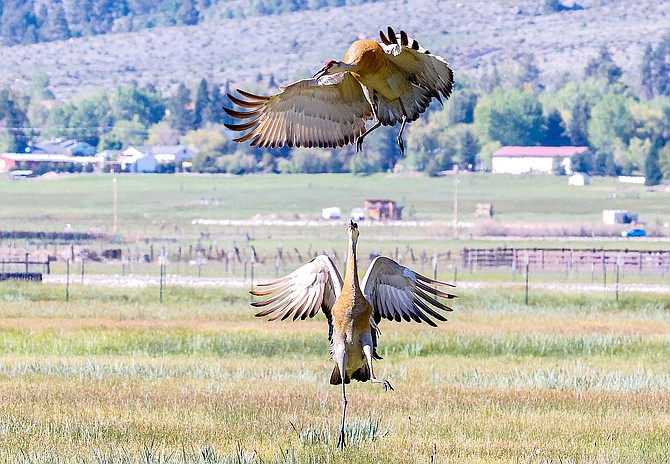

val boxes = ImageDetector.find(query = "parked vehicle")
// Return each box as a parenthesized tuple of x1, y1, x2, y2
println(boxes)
(621, 229, 646, 237)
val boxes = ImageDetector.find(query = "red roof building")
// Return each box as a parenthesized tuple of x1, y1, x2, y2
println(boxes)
(0, 156, 16, 173)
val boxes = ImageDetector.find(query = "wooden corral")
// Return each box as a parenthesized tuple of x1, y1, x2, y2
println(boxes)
(0, 248, 53, 279)
(364, 199, 403, 221)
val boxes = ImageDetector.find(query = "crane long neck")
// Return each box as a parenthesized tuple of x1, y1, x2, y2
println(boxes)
(344, 237, 359, 291)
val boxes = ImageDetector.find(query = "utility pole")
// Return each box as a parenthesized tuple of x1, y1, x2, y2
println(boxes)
(452, 165, 459, 237)
(113, 177, 118, 234)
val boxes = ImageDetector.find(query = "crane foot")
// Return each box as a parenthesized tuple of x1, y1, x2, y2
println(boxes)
(337, 429, 346, 449)
(372, 378, 394, 392)
(397, 136, 405, 156)
(356, 136, 364, 153)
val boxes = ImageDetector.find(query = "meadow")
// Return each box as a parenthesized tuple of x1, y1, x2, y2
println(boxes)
(1, 281, 669, 463)
(1, 172, 670, 462)
(2, 172, 669, 240)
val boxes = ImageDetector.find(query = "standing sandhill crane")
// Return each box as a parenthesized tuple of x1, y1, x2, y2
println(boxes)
(224, 27, 453, 156)
(250, 221, 456, 448)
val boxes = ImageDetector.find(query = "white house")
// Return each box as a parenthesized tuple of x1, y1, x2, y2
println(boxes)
(119, 147, 157, 173)
(491, 146, 590, 175)
(128, 145, 195, 165)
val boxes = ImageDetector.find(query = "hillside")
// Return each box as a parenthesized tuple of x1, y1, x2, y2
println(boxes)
(0, 0, 668, 98)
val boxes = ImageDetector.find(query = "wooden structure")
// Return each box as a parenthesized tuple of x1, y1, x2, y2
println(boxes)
(475, 203, 493, 218)
(461, 247, 670, 272)
(364, 199, 403, 221)
(0, 248, 52, 281)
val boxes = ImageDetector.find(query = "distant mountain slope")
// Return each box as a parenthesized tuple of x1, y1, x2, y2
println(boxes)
(0, 0, 668, 98)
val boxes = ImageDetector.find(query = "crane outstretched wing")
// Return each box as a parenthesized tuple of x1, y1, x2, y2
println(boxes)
(250, 255, 343, 324)
(224, 73, 372, 149)
(361, 256, 457, 327)
(379, 27, 454, 105)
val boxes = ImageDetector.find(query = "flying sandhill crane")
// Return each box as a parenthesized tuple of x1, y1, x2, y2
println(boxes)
(224, 27, 453, 156)
(250, 221, 456, 448)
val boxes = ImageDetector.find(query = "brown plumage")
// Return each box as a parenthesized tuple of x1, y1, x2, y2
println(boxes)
(250, 220, 457, 448)
(224, 27, 453, 156)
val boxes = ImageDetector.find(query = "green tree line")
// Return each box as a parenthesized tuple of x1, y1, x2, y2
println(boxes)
(1, 30, 670, 184)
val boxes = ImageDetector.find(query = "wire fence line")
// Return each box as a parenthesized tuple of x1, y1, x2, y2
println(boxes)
(3, 242, 663, 306)
(4, 242, 670, 292)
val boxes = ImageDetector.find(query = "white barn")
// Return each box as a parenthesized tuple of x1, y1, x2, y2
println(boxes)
(491, 146, 590, 175)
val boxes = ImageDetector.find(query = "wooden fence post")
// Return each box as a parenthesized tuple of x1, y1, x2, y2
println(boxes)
(66, 259, 70, 302)
(525, 255, 530, 306)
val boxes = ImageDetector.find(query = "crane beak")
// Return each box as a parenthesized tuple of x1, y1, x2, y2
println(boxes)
(313, 66, 328, 80)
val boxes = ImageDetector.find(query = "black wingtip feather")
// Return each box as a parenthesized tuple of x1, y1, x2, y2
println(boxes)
(400, 30, 408, 46)
(388, 26, 397, 44)
(380, 29, 390, 44)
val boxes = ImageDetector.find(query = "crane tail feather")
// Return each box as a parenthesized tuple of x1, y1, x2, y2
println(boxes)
(351, 364, 371, 382)
(330, 365, 346, 385)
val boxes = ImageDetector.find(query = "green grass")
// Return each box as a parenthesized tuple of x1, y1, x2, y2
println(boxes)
(2, 173, 669, 234)
(2, 173, 670, 289)
(1, 282, 670, 462)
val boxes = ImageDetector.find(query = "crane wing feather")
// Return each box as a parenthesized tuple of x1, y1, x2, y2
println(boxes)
(224, 73, 372, 149)
(361, 256, 457, 326)
(379, 30, 454, 104)
(250, 255, 343, 327)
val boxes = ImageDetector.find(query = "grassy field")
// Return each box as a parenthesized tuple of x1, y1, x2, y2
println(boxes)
(2, 172, 669, 235)
(2, 172, 669, 287)
(1, 281, 669, 463)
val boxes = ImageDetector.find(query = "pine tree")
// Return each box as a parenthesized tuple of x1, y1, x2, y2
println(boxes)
(458, 129, 479, 170)
(569, 99, 590, 146)
(0, 0, 38, 45)
(0, 89, 29, 152)
(640, 43, 654, 99)
(651, 31, 670, 96)
(193, 79, 211, 129)
(208, 83, 229, 125)
(584, 45, 623, 84)
(448, 90, 477, 125)
(37, 0, 70, 42)
(168, 83, 194, 132)
(177, 0, 200, 25)
(644, 142, 663, 186)
(544, 109, 570, 146)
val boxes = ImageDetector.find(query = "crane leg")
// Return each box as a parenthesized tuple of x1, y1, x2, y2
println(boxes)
(335, 351, 348, 449)
(396, 115, 407, 156)
(356, 121, 381, 153)
(363, 345, 394, 392)
(337, 376, 347, 449)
